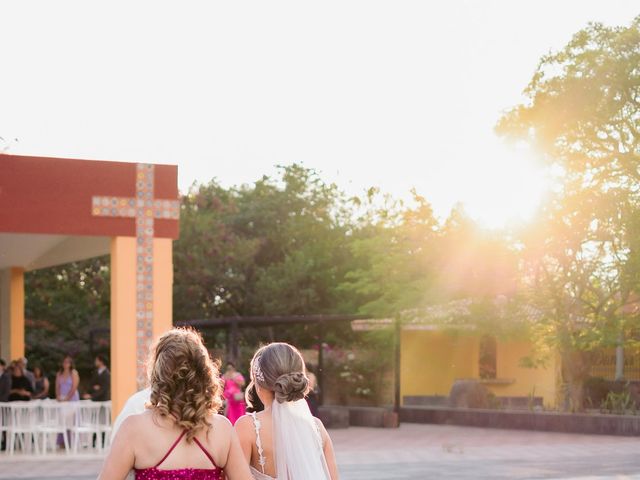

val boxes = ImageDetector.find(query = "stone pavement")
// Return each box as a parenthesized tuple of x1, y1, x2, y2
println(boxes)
(331, 424, 640, 479)
(1, 424, 639, 479)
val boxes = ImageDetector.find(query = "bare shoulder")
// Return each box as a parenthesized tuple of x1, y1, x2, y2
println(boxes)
(127, 409, 153, 426)
(313, 416, 327, 431)
(209, 413, 234, 440)
(234, 413, 254, 427)
(234, 414, 255, 435)
(210, 412, 232, 430)
(313, 417, 331, 442)
(203, 414, 233, 455)
(114, 411, 145, 443)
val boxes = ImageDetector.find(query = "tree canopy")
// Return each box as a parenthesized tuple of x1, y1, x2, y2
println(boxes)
(25, 163, 508, 378)
(498, 16, 640, 410)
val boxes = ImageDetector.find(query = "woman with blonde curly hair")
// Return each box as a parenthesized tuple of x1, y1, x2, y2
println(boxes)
(235, 343, 339, 480)
(99, 328, 253, 480)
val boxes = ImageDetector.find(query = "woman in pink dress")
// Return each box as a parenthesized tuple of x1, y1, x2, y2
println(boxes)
(98, 328, 252, 480)
(223, 362, 246, 425)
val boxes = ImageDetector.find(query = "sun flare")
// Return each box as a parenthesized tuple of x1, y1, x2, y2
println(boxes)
(460, 143, 547, 229)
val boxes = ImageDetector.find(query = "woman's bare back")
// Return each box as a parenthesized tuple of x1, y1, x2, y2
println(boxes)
(127, 411, 231, 471)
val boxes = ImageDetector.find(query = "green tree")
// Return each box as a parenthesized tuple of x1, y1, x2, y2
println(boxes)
(173, 181, 260, 321)
(25, 257, 110, 387)
(338, 189, 440, 317)
(174, 164, 360, 352)
(498, 16, 640, 410)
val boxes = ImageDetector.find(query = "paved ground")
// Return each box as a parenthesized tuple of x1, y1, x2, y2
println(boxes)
(1, 424, 639, 479)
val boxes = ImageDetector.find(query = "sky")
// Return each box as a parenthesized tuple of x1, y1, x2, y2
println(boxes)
(1, 1, 638, 227)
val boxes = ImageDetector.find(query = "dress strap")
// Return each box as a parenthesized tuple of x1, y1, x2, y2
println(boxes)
(313, 418, 324, 447)
(154, 430, 187, 468)
(250, 413, 266, 474)
(193, 437, 219, 468)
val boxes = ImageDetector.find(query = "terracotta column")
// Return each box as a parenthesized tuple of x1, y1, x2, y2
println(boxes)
(0, 267, 25, 362)
(152, 238, 173, 339)
(110, 237, 173, 417)
(110, 237, 138, 417)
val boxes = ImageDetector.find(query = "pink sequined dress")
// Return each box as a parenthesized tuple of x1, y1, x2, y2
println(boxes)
(135, 430, 223, 480)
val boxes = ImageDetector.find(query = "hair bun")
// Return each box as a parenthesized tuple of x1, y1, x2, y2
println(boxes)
(274, 371, 308, 403)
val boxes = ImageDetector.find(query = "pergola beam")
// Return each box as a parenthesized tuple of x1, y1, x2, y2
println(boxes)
(178, 314, 370, 329)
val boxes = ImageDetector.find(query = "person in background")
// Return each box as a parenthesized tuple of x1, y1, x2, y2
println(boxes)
(32, 366, 50, 399)
(306, 367, 320, 417)
(0, 359, 8, 451)
(56, 355, 79, 448)
(56, 355, 80, 402)
(9, 363, 33, 401)
(223, 362, 246, 425)
(110, 387, 151, 480)
(82, 354, 111, 401)
(18, 357, 36, 391)
(111, 388, 151, 438)
(0, 358, 10, 402)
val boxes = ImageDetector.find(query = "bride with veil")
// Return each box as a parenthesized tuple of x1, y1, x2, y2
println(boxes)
(235, 343, 339, 480)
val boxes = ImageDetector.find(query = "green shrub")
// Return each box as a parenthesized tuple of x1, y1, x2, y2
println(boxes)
(600, 384, 637, 415)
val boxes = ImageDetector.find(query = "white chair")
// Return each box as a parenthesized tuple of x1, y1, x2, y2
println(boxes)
(96, 401, 112, 451)
(7, 402, 40, 455)
(0, 404, 11, 451)
(37, 401, 70, 455)
(69, 401, 102, 453)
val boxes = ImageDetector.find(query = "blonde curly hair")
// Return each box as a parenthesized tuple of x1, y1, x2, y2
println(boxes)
(148, 328, 223, 442)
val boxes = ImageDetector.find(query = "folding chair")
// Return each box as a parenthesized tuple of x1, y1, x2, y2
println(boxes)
(69, 401, 101, 453)
(0, 404, 11, 451)
(37, 401, 70, 455)
(7, 402, 39, 455)
(96, 401, 113, 451)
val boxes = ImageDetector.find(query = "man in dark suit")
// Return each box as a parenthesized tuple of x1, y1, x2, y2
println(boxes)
(0, 358, 10, 450)
(0, 358, 10, 402)
(18, 357, 35, 391)
(83, 354, 110, 401)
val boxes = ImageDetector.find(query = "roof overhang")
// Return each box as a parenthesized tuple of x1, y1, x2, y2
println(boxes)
(0, 233, 110, 271)
(350, 318, 477, 332)
(0, 154, 180, 271)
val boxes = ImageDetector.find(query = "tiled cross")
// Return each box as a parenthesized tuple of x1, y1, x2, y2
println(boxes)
(91, 163, 179, 387)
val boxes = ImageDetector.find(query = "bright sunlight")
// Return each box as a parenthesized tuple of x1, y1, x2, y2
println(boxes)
(456, 142, 547, 229)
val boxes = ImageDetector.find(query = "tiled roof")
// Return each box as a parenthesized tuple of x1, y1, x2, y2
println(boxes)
(350, 297, 545, 332)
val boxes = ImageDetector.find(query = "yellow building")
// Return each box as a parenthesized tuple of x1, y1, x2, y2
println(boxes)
(354, 299, 560, 408)
(400, 329, 559, 407)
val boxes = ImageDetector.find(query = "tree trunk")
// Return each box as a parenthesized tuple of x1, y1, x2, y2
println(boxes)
(561, 349, 591, 412)
(615, 332, 624, 381)
(569, 379, 585, 413)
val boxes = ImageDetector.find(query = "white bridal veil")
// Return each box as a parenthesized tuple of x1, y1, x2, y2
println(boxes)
(271, 398, 331, 480)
